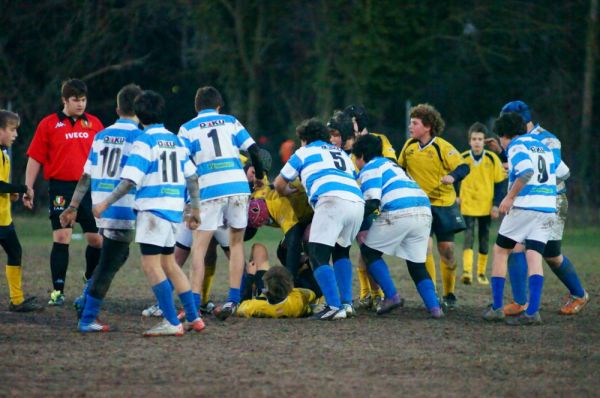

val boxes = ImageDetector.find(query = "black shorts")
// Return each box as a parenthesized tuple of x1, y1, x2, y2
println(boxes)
(48, 179, 98, 233)
(430, 203, 466, 242)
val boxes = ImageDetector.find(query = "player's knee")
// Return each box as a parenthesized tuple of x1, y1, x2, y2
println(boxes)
(85, 232, 103, 248)
(359, 244, 381, 266)
(438, 243, 455, 264)
(331, 244, 350, 263)
(308, 242, 331, 269)
(53, 228, 72, 244)
(251, 243, 269, 270)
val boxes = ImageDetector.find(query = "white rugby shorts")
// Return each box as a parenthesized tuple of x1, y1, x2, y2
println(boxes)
(135, 211, 177, 248)
(198, 195, 249, 231)
(499, 208, 555, 244)
(548, 193, 567, 241)
(365, 207, 432, 263)
(309, 196, 364, 248)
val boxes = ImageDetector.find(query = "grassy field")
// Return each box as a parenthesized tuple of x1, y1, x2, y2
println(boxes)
(0, 214, 599, 397)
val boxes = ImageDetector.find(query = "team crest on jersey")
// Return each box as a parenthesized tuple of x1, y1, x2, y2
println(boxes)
(82, 119, 91, 128)
(53, 195, 66, 208)
(157, 140, 176, 148)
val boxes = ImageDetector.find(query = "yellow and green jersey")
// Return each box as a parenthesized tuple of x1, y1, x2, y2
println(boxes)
(236, 288, 316, 318)
(0, 151, 13, 226)
(252, 183, 313, 234)
(459, 150, 506, 216)
(398, 136, 466, 206)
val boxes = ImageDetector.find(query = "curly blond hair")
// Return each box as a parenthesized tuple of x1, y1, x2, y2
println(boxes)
(410, 103, 445, 136)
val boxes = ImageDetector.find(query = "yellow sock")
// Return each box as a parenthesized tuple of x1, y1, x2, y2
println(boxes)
(201, 262, 216, 304)
(440, 259, 457, 297)
(425, 253, 436, 288)
(6, 265, 24, 305)
(357, 266, 371, 299)
(462, 249, 474, 275)
(372, 288, 385, 300)
(477, 253, 488, 276)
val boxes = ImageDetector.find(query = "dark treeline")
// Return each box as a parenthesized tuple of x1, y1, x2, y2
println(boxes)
(1, 0, 597, 210)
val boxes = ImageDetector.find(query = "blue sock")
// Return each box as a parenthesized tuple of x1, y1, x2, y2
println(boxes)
(333, 258, 353, 304)
(193, 292, 201, 309)
(526, 275, 544, 315)
(167, 278, 174, 291)
(367, 259, 397, 298)
(82, 277, 92, 296)
(314, 265, 342, 308)
(152, 279, 180, 325)
(227, 287, 241, 304)
(416, 279, 439, 310)
(491, 276, 506, 310)
(551, 256, 585, 297)
(81, 294, 102, 324)
(179, 290, 198, 322)
(508, 252, 528, 305)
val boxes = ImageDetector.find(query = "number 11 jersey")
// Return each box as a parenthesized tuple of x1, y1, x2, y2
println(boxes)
(120, 124, 197, 223)
(84, 118, 142, 229)
(178, 109, 256, 201)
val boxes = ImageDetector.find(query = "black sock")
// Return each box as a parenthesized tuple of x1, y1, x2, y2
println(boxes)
(85, 245, 102, 280)
(50, 242, 69, 292)
(89, 238, 130, 300)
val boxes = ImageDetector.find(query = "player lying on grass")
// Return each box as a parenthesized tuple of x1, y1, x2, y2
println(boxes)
(0, 110, 43, 313)
(236, 264, 317, 319)
(60, 84, 143, 332)
(352, 134, 443, 318)
(275, 118, 364, 320)
(93, 90, 204, 336)
(483, 112, 569, 326)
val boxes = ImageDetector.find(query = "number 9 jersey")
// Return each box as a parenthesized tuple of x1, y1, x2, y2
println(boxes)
(178, 109, 256, 201)
(280, 140, 364, 208)
(506, 133, 569, 213)
(84, 118, 142, 229)
(120, 124, 197, 223)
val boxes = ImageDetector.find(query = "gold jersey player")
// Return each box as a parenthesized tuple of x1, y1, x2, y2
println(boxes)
(397, 104, 469, 310)
(458, 123, 506, 285)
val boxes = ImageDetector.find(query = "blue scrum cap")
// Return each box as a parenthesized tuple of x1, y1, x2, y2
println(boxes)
(500, 100, 531, 123)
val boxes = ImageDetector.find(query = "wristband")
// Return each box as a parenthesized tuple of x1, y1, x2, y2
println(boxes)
(68, 205, 78, 211)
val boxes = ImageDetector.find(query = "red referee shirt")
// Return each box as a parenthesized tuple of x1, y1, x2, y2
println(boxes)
(27, 112, 104, 181)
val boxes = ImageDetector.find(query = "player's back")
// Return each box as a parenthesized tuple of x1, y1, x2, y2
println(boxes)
(179, 110, 254, 201)
(121, 124, 194, 222)
(359, 157, 430, 212)
(281, 140, 363, 207)
(529, 124, 567, 194)
(507, 134, 558, 213)
(87, 119, 142, 229)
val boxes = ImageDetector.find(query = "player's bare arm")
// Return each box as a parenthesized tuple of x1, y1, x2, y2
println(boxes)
(499, 171, 532, 214)
(23, 157, 41, 209)
(185, 174, 201, 230)
(60, 173, 91, 227)
(274, 174, 297, 196)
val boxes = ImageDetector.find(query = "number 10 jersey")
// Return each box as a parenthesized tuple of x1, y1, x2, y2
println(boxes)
(178, 109, 256, 201)
(84, 118, 142, 229)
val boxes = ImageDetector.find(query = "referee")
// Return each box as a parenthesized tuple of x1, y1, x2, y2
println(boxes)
(24, 79, 104, 306)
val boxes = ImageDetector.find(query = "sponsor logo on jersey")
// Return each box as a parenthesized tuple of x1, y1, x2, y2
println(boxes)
(65, 132, 89, 139)
(199, 119, 225, 129)
(103, 136, 125, 145)
(55, 122, 66, 128)
(530, 146, 545, 153)
(157, 140, 176, 148)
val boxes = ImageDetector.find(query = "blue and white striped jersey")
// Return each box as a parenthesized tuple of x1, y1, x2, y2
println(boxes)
(120, 124, 197, 223)
(280, 140, 364, 207)
(178, 109, 254, 201)
(506, 134, 567, 213)
(84, 119, 141, 229)
(358, 157, 430, 212)
(528, 124, 567, 194)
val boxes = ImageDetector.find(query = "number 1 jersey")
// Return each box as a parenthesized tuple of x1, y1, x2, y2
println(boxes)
(178, 109, 255, 201)
(120, 124, 196, 223)
(84, 119, 142, 229)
